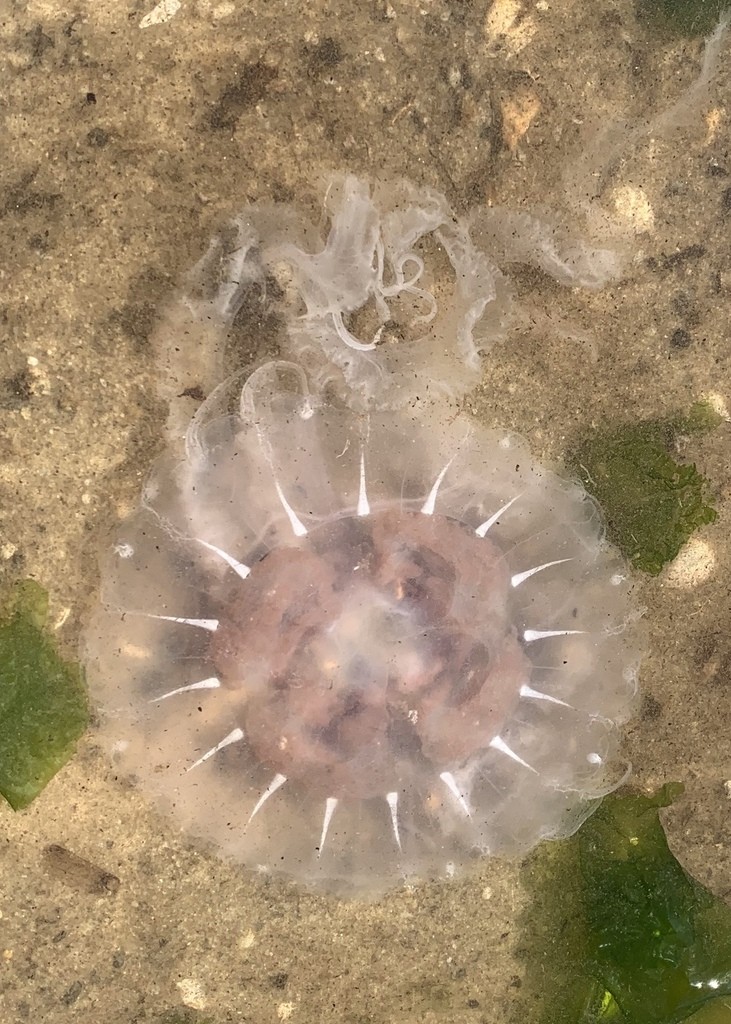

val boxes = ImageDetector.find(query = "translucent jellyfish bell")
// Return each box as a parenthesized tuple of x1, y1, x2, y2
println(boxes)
(86, 361, 643, 897)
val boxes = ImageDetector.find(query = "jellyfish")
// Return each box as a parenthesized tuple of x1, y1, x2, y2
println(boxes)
(85, 177, 643, 896)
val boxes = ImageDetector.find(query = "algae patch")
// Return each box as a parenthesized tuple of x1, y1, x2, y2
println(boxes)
(0, 580, 88, 810)
(519, 785, 731, 1024)
(570, 404, 719, 576)
(157, 1012, 215, 1024)
(637, 0, 729, 36)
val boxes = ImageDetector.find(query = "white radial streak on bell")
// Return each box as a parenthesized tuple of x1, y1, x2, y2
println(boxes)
(149, 676, 221, 703)
(475, 494, 521, 538)
(318, 796, 339, 858)
(440, 770, 471, 816)
(145, 613, 219, 631)
(357, 450, 370, 517)
(489, 735, 537, 773)
(421, 456, 456, 516)
(248, 772, 288, 824)
(523, 628, 586, 642)
(186, 726, 245, 772)
(511, 558, 572, 588)
(519, 683, 572, 708)
(195, 538, 251, 579)
(386, 791, 402, 851)
(274, 479, 308, 537)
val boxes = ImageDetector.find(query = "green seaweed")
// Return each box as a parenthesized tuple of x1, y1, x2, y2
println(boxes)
(569, 404, 719, 576)
(519, 786, 731, 1024)
(0, 580, 88, 810)
(636, 0, 728, 36)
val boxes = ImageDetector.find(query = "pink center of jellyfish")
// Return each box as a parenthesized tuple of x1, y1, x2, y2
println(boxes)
(211, 508, 528, 801)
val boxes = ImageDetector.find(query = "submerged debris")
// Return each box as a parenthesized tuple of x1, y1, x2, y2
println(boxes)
(42, 843, 120, 896)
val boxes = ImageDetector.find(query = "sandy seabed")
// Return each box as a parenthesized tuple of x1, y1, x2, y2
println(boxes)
(1, 1, 730, 1022)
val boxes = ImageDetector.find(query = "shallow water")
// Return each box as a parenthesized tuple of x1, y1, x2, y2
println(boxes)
(1, 2, 730, 1022)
